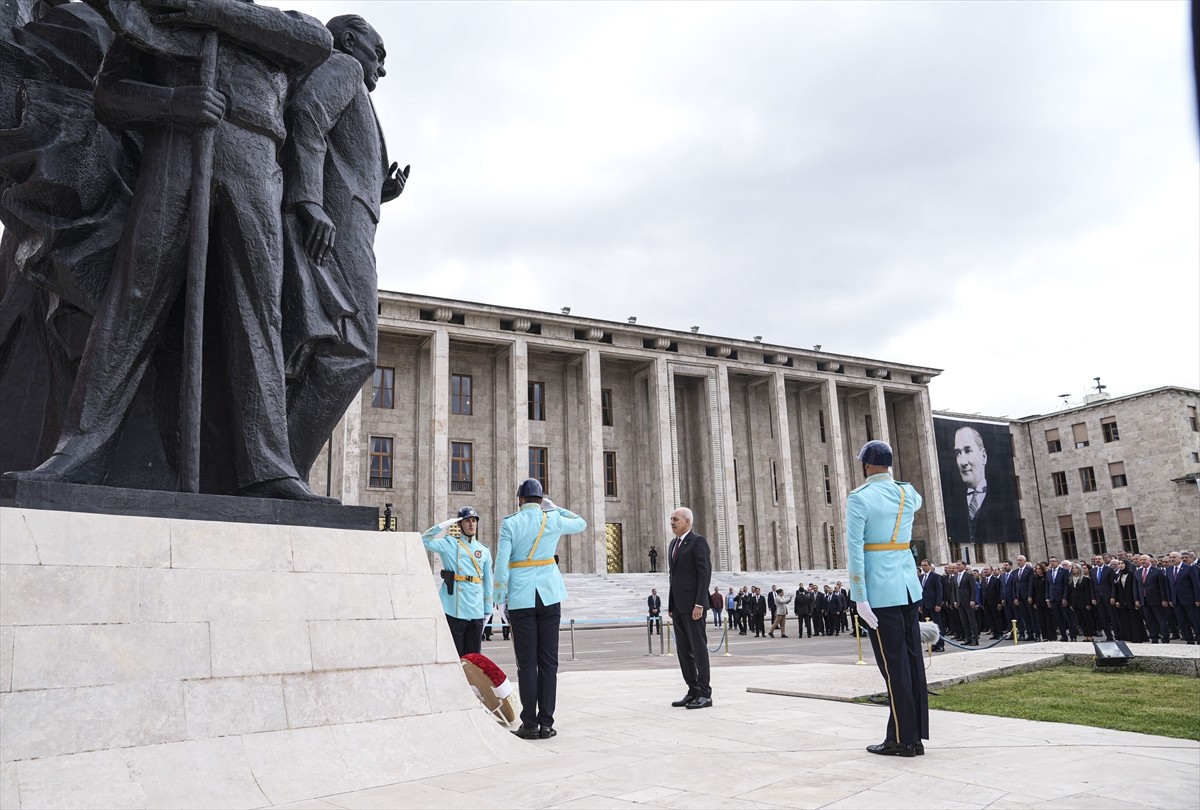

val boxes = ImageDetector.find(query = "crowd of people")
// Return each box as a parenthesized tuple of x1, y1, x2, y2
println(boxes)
(677, 583, 862, 639)
(917, 550, 1200, 647)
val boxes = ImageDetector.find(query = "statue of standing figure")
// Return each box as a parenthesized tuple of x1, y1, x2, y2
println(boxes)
(0, 0, 405, 501)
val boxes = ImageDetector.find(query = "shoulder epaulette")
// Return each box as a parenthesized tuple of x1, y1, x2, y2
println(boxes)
(502, 510, 520, 520)
(849, 483, 867, 494)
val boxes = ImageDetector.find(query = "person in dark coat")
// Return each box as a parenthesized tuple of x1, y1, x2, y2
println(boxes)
(1111, 559, 1146, 643)
(795, 584, 814, 638)
(1068, 564, 1096, 641)
(1033, 564, 1055, 642)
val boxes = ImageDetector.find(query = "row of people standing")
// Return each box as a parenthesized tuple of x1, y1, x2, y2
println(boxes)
(917, 550, 1200, 647)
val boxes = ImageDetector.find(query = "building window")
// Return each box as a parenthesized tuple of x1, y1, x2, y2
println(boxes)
(865, 414, 874, 442)
(818, 410, 827, 443)
(450, 441, 473, 492)
(528, 381, 545, 421)
(1058, 516, 1078, 559)
(1189, 406, 1198, 432)
(601, 388, 613, 427)
(603, 451, 617, 497)
(974, 543, 985, 564)
(369, 436, 393, 488)
(1087, 512, 1106, 554)
(733, 458, 739, 501)
(823, 464, 832, 505)
(1079, 466, 1097, 493)
(771, 459, 779, 504)
(1101, 417, 1118, 443)
(529, 446, 548, 490)
(1109, 461, 1127, 488)
(1117, 508, 1138, 554)
(451, 374, 472, 416)
(1015, 475, 1021, 500)
(1071, 422, 1089, 448)
(372, 367, 395, 409)
(998, 542, 1008, 562)
(1045, 428, 1061, 453)
(1052, 471, 1068, 496)
(1192, 452, 1200, 464)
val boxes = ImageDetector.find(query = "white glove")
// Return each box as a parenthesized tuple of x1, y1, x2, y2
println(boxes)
(436, 517, 460, 532)
(856, 601, 879, 630)
(496, 601, 507, 619)
(540, 497, 557, 512)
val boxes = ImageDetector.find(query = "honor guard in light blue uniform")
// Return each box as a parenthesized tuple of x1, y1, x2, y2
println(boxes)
(846, 440, 930, 758)
(493, 478, 587, 740)
(421, 506, 493, 658)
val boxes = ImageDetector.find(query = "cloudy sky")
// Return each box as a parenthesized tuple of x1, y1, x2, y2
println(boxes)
(284, 1, 1197, 418)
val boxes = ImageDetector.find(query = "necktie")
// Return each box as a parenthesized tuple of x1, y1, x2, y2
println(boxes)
(968, 491, 980, 520)
(672, 538, 683, 562)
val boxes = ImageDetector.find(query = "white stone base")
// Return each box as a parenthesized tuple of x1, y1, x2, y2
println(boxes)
(0, 508, 539, 809)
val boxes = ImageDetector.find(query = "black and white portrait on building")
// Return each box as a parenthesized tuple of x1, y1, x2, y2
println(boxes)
(934, 416, 1021, 554)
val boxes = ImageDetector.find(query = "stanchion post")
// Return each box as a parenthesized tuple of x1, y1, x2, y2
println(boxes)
(853, 615, 867, 665)
(1011, 619, 1019, 646)
(666, 619, 673, 657)
(659, 622, 665, 655)
(646, 618, 654, 656)
(570, 618, 577, 661)
(723, 623, 732, 657)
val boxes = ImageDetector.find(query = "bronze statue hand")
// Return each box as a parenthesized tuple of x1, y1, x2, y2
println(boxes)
(296, 201, 336, 264)
(382, 162, 409, 203)
(167, 85, 225, 127)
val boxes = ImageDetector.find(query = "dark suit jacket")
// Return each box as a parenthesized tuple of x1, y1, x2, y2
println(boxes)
(647, 594, 661, 615)
(824, 591, 843, 614)
(1067, 575, 1093, 610)
(1167, 563, 1200, 605)
(920, 571, 943, 610)
(1091, 565, 1113, 601)
(1013, 565, 1035, 601)
(1046, 567, 1070, 602)
(667, 531, 712, 617)
(794, 590, 813, 616)
(1112, 571, 1142, 609)
(946, 488, 1014, 546)
(953, 571, 974, 604)
(983, 575, 1002, 609)
(1137, 567, 1167, 604)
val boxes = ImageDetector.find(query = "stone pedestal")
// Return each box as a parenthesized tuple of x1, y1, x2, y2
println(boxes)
(0, 508, 539, 809)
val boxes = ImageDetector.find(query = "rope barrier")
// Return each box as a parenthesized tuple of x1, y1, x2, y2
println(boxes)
(706, 623, 728, 653)
(940, 631, 1013, 650)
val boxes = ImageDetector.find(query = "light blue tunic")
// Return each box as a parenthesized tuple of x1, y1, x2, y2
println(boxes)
(846, 473, 923, 608)
(493, 503, 587, 609)
(420, 525, 493, 620)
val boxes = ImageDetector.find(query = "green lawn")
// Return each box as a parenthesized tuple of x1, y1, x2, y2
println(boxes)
(926, 663, 1200, 740)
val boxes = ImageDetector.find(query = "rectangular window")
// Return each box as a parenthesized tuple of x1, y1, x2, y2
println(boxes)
(529, 446, 548, 491)
(603, 451, 617, 498)
(601, 388, 613, 427)
(450, 441, 473, 492)
(372, 367, 395, 409)
(1058, 515, 1078, 559)
(1108, 461, 1127, 488)
(1071, 422, 1089, 448)
(998, 542, 1008, 562)
(1015, 474, 1021, 500)
(1101, 416, 1119, 443)
(1116, 508, 1138, 553)
(823, 464, 832, 505)
(1045, 428, 1061, 453)
(1052, 471, 1068, 496)
(1079, 466, 1097, 493)
(974, 543, 985, 564)
(865, 414, 873, 442)
(818, 410, 827, 443)
(528, 381, 545, 421)
(1192, 452, 1200, 464)
(771, 460, 779, 504)
(1189, 406, 1198, 432)
(733, 458, 740, 501)
(450, 374, 472, 416)
(368, 436, 393, 488)
(1087, 511, 1106, 554)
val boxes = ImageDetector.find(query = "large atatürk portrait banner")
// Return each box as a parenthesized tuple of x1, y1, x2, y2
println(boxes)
(934, 416, 1021, 549)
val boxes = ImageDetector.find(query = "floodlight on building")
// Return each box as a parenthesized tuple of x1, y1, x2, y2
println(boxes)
(753, 336, 762, 343)
(561, 307, 571, 315)
(690, 326, 700, 333)
(628, 317, 637, 324)
(813, 344, 822, 351)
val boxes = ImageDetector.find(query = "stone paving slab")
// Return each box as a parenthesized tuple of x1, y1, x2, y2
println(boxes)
(290, 661, 1199, 810)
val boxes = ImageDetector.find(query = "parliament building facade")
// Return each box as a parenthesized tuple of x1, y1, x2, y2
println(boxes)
(309, 291, 951, 573)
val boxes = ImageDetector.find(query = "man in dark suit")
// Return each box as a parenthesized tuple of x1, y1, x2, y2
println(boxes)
(1166, 551, 1200, 644)
(795, 584, 814, 638)
(751, 587, 768, 637)
(1091, 554, 1115, 641)
(1046, 559, 1074, 642)
(810, 585, 826, 636)
(667, 507, 713, 709)
(953, 562, 979, 645)
(945, 427, 1013, 550)
(981, 566, 1004, 639)
(824, 585, 844, 636)
(918, 560, 945, 651)
(1013, 555, 1036, 641)
(647, 588, 662, 635)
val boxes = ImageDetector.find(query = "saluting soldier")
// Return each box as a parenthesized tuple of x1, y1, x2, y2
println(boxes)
(846, 440, 929, 758)
(493, 479, 587, 740)
(421, 506, 493, 658)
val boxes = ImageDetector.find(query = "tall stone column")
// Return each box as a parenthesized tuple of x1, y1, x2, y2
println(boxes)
(771, 371, 799, 570)
(509, 337, 529, 497)
(330, 389, 363, 505)
(713, 366, 738, 572)
(914, 386, 950, 563)
(871, 383, 890, 445)
(822, 377, 849, 563)
(429, 328, 450, 524)
(581, 348, 607, 572)
(651, 358, 676, 543)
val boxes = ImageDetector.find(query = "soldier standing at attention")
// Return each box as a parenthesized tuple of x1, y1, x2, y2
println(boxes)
(421, 506, 492, 658)
(846, 440, 929, 757)
(494, 479, 587, 740)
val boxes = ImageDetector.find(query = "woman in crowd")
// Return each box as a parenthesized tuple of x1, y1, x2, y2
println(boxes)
(1068, 562, 1096, 642)
(1110, 559, 1146, 643)
(1033, 563, 1054, 642)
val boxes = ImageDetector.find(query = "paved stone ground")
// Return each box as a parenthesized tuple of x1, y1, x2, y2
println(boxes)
(264, 645, 1200, 810)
